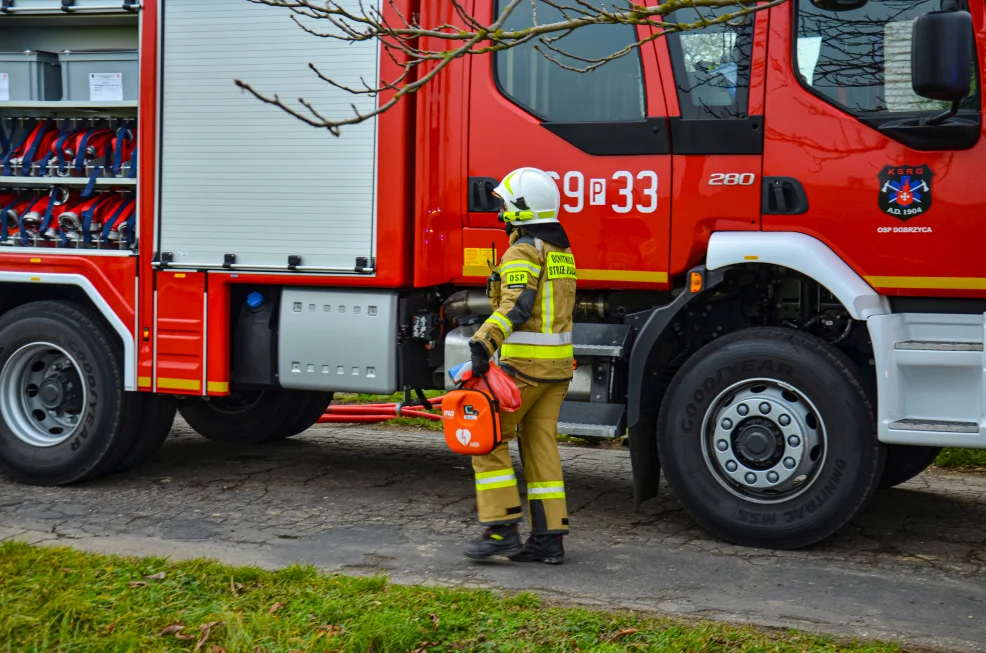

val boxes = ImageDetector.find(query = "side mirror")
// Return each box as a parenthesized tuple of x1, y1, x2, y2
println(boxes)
(911, 10, 974, 102)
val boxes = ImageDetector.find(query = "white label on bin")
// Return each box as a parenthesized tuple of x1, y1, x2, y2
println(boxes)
(0, 73, 8, 101)
(89, 73, 123, 102)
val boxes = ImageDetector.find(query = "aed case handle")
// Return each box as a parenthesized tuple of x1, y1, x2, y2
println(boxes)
(468, 177, 503, 213)
(456, 371, 501, 409)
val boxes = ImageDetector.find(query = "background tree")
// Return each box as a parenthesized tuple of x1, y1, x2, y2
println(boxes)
(236, 0, 787, 135)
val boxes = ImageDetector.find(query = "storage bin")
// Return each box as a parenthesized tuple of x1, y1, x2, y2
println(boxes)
(0, 51, 61, 101)
(58, 50, 139, 102)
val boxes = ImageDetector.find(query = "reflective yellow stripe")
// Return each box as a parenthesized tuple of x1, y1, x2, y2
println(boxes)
(528, 481, 567, 500)
(865, 275, 986, 290)
(477, 479, 518, 490)
(461, 258, 667, 284)
(486, 312, 513, 337)
(581, 269, 668, 283)
(536, 209, 556, 219)
(500, 344, 574, 359)
(475, 468, 518, 491)
(157, 377, 201, 391)
(138, 376, 152, 388)
(504, 331, 572, 345)
(500, 260, 542, 276)
(542, 280, 553, 334)
(503, 172, 516, 195)
(476, 468, 514, 480)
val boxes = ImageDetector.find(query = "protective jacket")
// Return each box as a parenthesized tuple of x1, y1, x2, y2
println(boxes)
(470, 228, 576, 382)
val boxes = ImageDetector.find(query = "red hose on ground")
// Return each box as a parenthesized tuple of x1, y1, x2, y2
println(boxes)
(351, 397, 443, 408)
(318, 414, 394, 424)
(319, 396, 445, 424)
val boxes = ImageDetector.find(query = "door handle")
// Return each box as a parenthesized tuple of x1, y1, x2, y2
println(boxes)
(468, 177, 502, 213)
(762, 177, 809, 215)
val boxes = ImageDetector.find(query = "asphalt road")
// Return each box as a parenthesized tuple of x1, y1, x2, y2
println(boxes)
(2, 420, 985, 651)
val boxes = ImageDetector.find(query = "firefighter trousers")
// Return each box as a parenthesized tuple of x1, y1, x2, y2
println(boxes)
(471, 378, 570, 535)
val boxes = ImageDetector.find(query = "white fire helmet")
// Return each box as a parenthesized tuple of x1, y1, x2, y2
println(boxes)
(493, 167, 561, 225)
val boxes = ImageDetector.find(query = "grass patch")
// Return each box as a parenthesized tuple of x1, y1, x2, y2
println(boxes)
(935, 447, 986, 469)
(334, 391, 444, 406)
(0, 541, 899, 653)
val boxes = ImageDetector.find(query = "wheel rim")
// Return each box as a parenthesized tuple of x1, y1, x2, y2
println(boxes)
(0, 343, 87, 448)
(203, 391, 266, 415)
(700, 378, 827, 504)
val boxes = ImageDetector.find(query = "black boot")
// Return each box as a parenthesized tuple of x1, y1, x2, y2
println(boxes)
(508, 534, 564, 565)
(464, 524, 523, 559)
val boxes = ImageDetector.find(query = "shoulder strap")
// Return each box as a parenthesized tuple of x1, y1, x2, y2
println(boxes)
(513, 234, 545, 257)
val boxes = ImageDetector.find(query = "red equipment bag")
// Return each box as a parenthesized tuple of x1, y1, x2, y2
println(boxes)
(470, 364, 522, 412)
(442, 385, 503, 456)
(448, 362, 522, 413)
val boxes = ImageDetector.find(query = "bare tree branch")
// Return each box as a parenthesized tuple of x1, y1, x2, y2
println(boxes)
(236, 0, 786, 135)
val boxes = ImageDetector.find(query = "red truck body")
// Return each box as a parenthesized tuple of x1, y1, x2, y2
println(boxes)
(1, 0, 983, 550)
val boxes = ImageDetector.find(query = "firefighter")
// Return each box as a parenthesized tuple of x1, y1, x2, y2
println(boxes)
(465, 166, 576, 565)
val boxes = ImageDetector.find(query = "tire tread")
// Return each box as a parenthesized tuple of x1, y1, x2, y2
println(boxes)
(658, 327, 883, 549)
(0, 300, 135, 485)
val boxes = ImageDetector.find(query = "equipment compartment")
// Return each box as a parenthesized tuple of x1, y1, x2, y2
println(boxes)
(0, 5, 140, 254)
(156, 0, 381, 274)
(0, 51, 61, 101)
(59, 50, 139, 102)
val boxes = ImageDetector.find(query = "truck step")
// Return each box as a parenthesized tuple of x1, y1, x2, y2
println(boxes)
(573, 343, 625, 357)
(571, 323, 630, 359)
(557, 402, 625, 439)
(894, 340, 984, 351)
(889, 418, 979, 434)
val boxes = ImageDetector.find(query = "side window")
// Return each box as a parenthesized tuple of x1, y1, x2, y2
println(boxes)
(494, 0, 646, 122)
(666, 8, 755, 119)
(795, 0, 978, 114)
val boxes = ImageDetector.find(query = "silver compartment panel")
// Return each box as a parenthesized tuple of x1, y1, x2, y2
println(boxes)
(278, 288, 397, 394)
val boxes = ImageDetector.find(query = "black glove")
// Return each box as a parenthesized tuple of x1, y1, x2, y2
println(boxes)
(469, 340, 491, 375)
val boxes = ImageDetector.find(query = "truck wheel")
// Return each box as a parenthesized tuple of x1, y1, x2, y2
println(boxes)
(265, 391, 333, 441)
(0, 301, 140, 485)
(109, 394, 177, 473)
(878, 445, 942, 489)
(178, 390, 311, 444)
(658, 327, 884, 549)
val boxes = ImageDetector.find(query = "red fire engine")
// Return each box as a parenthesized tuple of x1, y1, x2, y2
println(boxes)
(0, 0, 982, 549)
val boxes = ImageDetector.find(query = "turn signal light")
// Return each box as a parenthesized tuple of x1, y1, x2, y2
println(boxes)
(689, 272, 703, 293)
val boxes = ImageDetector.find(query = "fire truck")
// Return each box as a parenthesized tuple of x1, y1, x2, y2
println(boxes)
(0, 0, 981, 549)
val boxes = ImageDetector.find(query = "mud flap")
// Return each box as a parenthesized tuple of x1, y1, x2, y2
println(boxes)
(629, 410, 661, 509)
(625, 266, 725, 509)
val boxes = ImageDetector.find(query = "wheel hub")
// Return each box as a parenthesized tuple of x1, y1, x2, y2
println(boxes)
(0, 343, 87, 448)
(38, 379, 64, 408)
(702, 379, 827, 503)
(732, 417, 784, 469)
